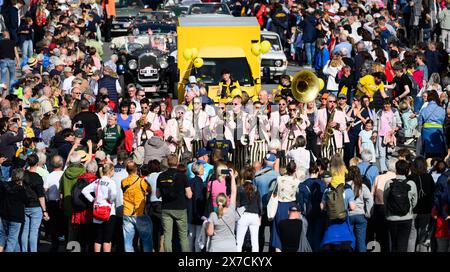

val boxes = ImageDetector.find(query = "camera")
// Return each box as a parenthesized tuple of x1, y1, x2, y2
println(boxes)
(220, 169, 231, 176)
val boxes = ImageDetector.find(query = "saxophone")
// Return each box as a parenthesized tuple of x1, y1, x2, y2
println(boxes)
(177, 118, 184, 147)
(322, 110, 336, 150)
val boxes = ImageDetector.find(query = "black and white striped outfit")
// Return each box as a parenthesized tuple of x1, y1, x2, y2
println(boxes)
(321, 135, 342, 159)
(191, 140, 204, 158)
(249, 140, 268, 165)
(175, 143, 187, 162)
(232, 144, 248, 169)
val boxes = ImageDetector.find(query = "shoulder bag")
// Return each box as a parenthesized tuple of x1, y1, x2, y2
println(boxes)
(93, 180, 111, 222)
(267, 181, 279, 221)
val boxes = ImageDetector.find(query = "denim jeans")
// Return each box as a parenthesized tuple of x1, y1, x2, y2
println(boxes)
(123, 215, 153, 252)
(21, 207, 43, 252)
(21, 40, 33, 59)
(1, 165, 11, 182)
(349, 214, 368, 252)
(377, 136, 389, 172)
(0, 59, 16, 87)
(0, 218, 22, 252)
(161, 209, 189, 252)
(304, 42, 315, 66)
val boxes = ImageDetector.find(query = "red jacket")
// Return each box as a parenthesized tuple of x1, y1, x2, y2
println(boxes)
(432, 206, 449, 238)
(71, 172, 98, 225)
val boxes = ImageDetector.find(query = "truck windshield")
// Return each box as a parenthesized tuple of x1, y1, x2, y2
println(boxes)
(194, 57, 253, 85)
(261, 35, 282, 52)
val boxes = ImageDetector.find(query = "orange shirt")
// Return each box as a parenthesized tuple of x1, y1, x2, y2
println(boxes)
(102, 1, 116, 17)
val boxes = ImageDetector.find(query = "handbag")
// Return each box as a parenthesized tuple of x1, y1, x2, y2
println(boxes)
(266, 181, 279, 221)
(93, 181, 111, 222)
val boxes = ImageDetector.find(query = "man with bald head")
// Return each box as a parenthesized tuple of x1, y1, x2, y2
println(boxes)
(40, 86, 54, 116)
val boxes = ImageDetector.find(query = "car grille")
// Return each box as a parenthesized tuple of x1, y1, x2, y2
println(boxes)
(138, 54, 159, 82)
(261, 59, 274, 67)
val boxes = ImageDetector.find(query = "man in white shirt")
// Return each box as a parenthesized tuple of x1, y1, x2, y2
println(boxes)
(287, 135, 315, 172)
(62, 67, 76, 94)
(43, 155, 65, 251)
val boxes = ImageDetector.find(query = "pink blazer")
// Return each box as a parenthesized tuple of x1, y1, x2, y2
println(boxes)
(313, 108, 349, 148)
(130, 112, 162, 132)
(248, 113, 271, 145)
(164, 118, 193, 153)
(269, 111, 289, 140)
(280, 113, 309, 150)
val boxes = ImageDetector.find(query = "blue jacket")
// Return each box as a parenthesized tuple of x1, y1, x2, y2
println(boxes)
(434, 170, 450, 219)
(187, 160, 214, 184)
(418, 101, 445, 126)
(314, 47, 330, 71)
(300, 15, 317, 43)
(253, 166, 280, 208)
(297, 177, 327, 216)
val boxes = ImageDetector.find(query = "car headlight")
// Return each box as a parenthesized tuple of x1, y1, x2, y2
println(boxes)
(158, 58, 168, 69)
(128, 59, 137, 70)
(123, 22, 130, 28)
(274, 60, 283, 67)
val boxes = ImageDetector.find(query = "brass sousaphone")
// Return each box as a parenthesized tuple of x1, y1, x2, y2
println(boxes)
(291, 70, 321, 103)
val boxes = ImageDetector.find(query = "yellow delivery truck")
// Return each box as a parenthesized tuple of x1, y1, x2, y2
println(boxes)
(177, 15, 262, 104)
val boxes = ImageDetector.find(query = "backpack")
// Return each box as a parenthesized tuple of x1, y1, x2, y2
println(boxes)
(159, 172, 180, 202)
(71, 178, 92, 211)
(406, 73, 420, 97)
(362, 165, 374, 191)
(325, 183, 347, 221)
(301, 179, 323, 219)
(386, 179, 411, 216)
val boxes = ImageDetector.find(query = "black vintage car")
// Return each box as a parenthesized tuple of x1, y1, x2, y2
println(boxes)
(111, 35, 178, 98)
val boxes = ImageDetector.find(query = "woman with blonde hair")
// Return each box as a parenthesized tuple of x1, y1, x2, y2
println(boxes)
(81, 162, 117, 252)
(323, 55, 345, 96)
(206, 167, 238, 252)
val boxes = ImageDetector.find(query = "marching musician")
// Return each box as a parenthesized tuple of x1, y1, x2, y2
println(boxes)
(269, 97, 289, 141)
(164, 105, 192, 159)
(184, 96, 210, 156)
(225, 96, 250, 169)
(130, 98, 162, 148)
(248, 101, 271, 164)
(282, 101, 309, 151)
(314, 94, 349, 158)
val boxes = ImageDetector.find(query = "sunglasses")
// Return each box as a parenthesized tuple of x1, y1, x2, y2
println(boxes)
(177, 111, 184, 115)
(288, 108, 296, 112)
(233, 103, 240, 106)
(279, 103, 286, 106)
(328, 100, 336, 103)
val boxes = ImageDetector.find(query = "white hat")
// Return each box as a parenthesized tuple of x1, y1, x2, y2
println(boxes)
(188, 76, 197, 84)
(330, 15, 341, 21)
(36, 142, 48, 151)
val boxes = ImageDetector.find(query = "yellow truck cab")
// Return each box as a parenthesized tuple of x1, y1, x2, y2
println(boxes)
(177, 15, 262, 104)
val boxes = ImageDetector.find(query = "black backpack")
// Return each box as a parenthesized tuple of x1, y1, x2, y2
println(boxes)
(386, 179, 411, 216)
(362, 165, 374, 191)
(71, 178, 92, 211)
(406, 73, 420, 97)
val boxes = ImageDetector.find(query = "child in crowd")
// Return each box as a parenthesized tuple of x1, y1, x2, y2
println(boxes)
(358, 120, 376, 163)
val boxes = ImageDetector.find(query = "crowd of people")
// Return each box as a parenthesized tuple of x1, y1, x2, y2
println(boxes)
(0, 0, 450, 253)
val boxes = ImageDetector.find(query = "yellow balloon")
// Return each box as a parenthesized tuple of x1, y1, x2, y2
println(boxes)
(251, 43, 261, 56)
(191, 48, 199, 59)
(260, 40, 271, 54)
(193, 57, 204, 68)
(183, 48, 193, 60)
(318, 78, 325, 91)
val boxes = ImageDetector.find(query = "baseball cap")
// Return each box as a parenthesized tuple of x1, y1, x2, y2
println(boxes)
(338, 93, 347, 99)
(196, 148, 209, 158)
(289, 204, 301, 212)
(153, 130, 164, 138)
(322, 171, 332, 179)
(188, 76, 197, 84)
(63, 66, 73, 73)
(321, 93, 329, 100)
(264, 152, 277, 162)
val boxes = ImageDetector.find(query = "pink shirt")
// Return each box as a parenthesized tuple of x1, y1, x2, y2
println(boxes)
(207, 180, 228, 207)
(378, 110, 394, 137)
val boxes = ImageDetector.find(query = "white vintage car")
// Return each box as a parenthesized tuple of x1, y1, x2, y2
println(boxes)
(260, 31, 288, 82)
